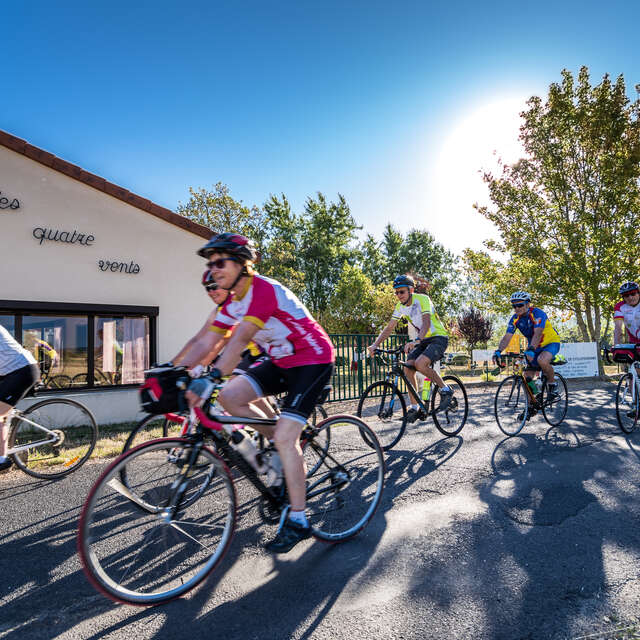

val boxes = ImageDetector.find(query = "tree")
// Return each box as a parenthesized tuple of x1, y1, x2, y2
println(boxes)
(456, 307, 493, 357)
(320, 263, 396, 334)
(299, 193, 361, 313)
(359, 234, 387, 285)
(176, 182, 267, 246)
(465, 67, 640, 346)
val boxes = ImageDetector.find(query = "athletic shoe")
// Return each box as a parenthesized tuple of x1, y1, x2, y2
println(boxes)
(439, 389, 454, 412)
(406, 408, 421, 423)
(265, 518, 311, 553)
(0, 458, 13, 472)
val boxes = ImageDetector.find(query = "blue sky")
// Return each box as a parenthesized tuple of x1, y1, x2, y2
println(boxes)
(3, 0, 639, 254)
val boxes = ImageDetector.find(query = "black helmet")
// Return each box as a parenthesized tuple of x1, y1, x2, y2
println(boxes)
(393, 274, 415, 289)
(197, 232, 257, 261)
(619, 281, 639, 296)
(201, 270, 218, 290)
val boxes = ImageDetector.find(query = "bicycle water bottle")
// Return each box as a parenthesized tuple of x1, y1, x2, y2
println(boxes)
(230, 431, 268, 473)
(422, 378, 432, 401)
(527, 378, 540, 395)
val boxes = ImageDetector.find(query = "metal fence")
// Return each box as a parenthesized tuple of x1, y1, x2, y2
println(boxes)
(327, 334, 410, 403)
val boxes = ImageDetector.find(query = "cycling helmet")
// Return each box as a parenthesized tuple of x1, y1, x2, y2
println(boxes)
(510, 291, 531, 303)
(197, 232, 257, 261)
(201, 270, 218, 290)
(619, 281, 639, 296)
(393, 274, 415, 289)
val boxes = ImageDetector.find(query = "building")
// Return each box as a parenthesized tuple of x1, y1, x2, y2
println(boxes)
(0, 129, 214, 423)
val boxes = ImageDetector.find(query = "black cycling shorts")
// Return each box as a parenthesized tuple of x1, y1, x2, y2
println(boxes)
(407, 336, 448, 365)
(0, 364, 40, 406)
(232, 350, 269, 376)
(242, 360, 334, 424)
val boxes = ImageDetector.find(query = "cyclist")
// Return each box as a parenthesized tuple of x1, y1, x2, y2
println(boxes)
(181, 233, 335, 553)
(368, 274, 452, 421)
(614, 281, 640, 345)
(493, 291, 561, 397)
(0, 325, 40, 471)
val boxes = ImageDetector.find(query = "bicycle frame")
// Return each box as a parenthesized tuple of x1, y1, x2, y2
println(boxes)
(5, 409, 61, 455)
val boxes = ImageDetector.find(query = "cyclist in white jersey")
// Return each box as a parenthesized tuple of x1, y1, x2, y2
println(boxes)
(614, 281, 640, 344)
(368, 274, 452, 421)
(0, 326, 40, 471)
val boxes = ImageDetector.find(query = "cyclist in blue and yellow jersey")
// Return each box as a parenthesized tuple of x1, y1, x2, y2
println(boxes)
(368, 274, 452, 421)
(493, 291, 561, 396)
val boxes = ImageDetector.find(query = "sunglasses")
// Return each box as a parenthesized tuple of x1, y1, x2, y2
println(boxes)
(512, 302, 526, 308)
(206, 256, 240, 270)
(623, 291, 639, 298)
(204, 283, 219, 291)
(394, 289, 409, 296)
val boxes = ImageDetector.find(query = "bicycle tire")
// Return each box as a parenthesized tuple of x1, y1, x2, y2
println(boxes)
(430, 375, 468, 436)
(494, 375, 529, 436)
(119, 414, 189, 488)
(541, 373, 568, 426)
(615, 372, 639, 434)
(47, 374, 73, 389)
(356, 380, 407, 450)
(304, 415, 385, 543)
(9, 398, 98, 479)
(78, 438, 236, 606)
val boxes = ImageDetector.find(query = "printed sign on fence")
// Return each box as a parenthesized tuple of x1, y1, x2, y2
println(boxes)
(558, 342, 599, 378)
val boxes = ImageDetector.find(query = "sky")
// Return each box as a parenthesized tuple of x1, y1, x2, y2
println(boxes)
(2, 0, 639, 256)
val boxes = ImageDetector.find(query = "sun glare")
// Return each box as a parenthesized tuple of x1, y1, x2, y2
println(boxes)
(428, 97, 527, 254)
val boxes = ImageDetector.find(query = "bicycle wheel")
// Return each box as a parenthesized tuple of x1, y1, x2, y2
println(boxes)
(311, 404, 328, 425)
(615, 373, 639, 434)
(304, 415, 384, 543)
(430, 375, 468, 436)
(356, 380, 407, 450)
(47, 374, 73, 389)
(494, 375, 529, 436)
(541, 373, 568, 426)
(78, 438, 236, 605)
(9, 399, 98, 479)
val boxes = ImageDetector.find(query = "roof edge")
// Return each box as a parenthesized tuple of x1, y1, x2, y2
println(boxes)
(0, 129, 213, 240)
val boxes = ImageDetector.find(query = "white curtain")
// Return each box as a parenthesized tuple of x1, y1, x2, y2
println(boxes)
(122, 318, 148, 384)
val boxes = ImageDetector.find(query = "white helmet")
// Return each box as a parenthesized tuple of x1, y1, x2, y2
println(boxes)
(510, 291, 531, 303)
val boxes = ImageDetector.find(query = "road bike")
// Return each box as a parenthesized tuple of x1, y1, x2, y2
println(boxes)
(603, 343, 640, 434)
(6, 394, 98, 479)
(77, 390, 385, 606)
(493, 353, 568, 436)
(357, 346, 468, 450)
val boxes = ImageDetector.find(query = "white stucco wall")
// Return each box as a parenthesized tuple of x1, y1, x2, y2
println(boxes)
(0, 145, 214, 422)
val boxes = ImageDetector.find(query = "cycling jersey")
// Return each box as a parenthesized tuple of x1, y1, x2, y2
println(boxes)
(391, 293, 447, 339)
(614, 300, 640, 344)
(212, 304, 262, 355)
(506, 307, 560, 347)
(210, 274, 335, 368)
(0, 325, 37, 376)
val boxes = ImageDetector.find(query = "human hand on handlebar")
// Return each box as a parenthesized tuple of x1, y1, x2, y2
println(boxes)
(367, 344, 377, 358)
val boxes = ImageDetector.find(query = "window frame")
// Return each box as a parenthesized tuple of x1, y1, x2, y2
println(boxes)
(0, 300, 158, 391)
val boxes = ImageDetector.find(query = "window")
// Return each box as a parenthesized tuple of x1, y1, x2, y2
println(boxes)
(0, 302, 157, 390)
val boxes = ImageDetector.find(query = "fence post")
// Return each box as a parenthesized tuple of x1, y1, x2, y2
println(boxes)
(356, 334, 364, 398)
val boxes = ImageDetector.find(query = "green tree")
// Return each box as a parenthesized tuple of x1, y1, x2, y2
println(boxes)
(320, 263, 396, 334)
(299, 193, 361, 313)
(465, 67, 640, 345)
(176, 182, 267, 246)
(359, 233, 387, 285)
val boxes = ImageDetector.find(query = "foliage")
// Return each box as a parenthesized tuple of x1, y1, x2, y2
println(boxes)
(176, 182, 267, 246)
(465, 67, 640, 345)
(456, 307, 493, 356)
(319, 263, 396, 333)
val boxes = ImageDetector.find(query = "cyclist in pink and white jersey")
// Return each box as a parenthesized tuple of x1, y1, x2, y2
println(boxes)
(181, 233, 335, 553)
(614, 281, 640, 345)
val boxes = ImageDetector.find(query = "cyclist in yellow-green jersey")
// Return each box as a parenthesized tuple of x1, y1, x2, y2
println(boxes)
(368, 274, 452, 421)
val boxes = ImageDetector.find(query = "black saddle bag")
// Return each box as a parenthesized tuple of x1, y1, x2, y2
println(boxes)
(139, 366, 189, 415)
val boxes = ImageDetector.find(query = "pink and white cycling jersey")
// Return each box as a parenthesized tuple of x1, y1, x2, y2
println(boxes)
(210, 274, 335, 368)
(614, 300, 640, 343)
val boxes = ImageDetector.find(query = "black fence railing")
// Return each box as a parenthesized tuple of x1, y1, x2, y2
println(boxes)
(327, 334, 410, 402)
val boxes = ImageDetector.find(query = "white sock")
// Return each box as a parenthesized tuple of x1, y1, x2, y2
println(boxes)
(288, 509, 309, 527)
(441, 386, 451, 392)
(0, 456, 7, 463)
(410, 404, 419, 410)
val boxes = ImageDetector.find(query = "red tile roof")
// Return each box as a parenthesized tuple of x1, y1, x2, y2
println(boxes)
(0, 129, 213, 240)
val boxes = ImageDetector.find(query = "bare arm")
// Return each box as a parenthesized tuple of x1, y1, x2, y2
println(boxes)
(368, 319, 399, 355)
(172, 310, 218, 363)
(496, 333, 512, 352)
(213, 321, 260, 376)
(177, 330, 224, 369)
(614, 318, 625, 344)
(530, 327, 544, 349)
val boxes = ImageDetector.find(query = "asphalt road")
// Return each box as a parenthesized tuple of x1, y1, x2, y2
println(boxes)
(1, 379, 639, 640)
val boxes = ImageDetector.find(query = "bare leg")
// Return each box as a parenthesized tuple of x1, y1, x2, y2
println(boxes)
(0, 401, 13, 457)
(414, 355, 446, 388)
(218, 377, 275, 439)
(403, 362, 421, 404)
(272, 416, 306, 511)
